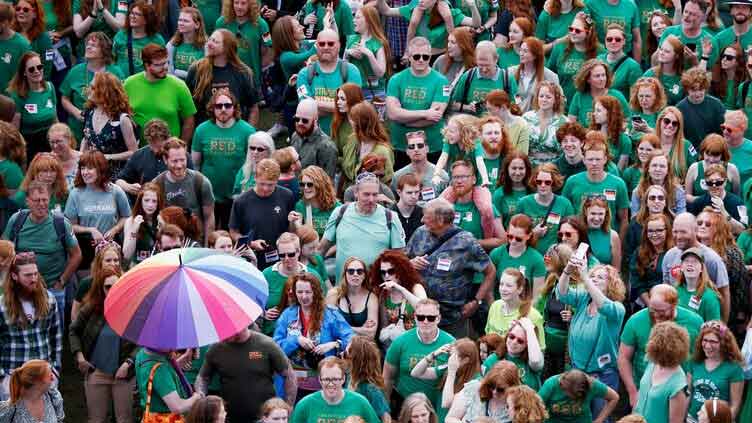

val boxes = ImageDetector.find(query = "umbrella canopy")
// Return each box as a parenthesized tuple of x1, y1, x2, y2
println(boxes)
(105, 248, 268, 350)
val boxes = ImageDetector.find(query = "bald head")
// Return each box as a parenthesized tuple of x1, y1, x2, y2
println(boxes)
(297, 98, 318, 120)
(316, 29, 339, 64)
(672, 212, 698, 250)
(476, 41, 499, 77)
(650, 284, 678, 305)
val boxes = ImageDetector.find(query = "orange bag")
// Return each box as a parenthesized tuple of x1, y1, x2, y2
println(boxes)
(141, 363, 185, 423)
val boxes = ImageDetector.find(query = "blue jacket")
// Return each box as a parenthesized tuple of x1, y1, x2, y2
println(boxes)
(273, 305, 353, 360)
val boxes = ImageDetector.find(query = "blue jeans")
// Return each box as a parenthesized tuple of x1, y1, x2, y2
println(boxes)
(589, 367, 619, 423)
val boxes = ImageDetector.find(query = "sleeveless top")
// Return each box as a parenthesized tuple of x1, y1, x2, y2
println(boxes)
(82, 110, 131, 180)
(692, 161, 733, 196)
(339, 291, 372, 327)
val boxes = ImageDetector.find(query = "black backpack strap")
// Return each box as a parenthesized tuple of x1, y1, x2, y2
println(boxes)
(10, 209, 31, 245)
(385, 207, 392, 232)
(423, 227, 463, 257)
(334, 203, 350, 229)
(742, 81, 751, 108)
(306, 62, 316, 86)
(611, 55, 630, 74)
(503, 67, 509, 93)
(52, 211, 68, 259)
(460, 67, 476, 108)
(193, 171, 205, 223)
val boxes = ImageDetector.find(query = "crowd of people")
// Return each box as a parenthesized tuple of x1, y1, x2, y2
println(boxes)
(1, 0, 752, 422)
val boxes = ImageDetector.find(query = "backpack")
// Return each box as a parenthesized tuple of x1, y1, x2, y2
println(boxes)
(457, 67, 509, 112)
(333, 203, 393, 233)
(8, 209, 68, 259)
(261, 58, 291, 112)
(306, 59, 349, 87)
(154, 170, 206, 222)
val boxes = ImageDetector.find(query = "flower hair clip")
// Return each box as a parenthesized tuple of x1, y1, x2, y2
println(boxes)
(576, 11, 593, 27)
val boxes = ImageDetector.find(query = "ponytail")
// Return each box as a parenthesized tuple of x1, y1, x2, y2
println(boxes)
(9, 370, 23, 404)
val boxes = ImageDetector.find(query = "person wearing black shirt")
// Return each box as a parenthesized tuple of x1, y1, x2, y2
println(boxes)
(392, 173, 424, 242)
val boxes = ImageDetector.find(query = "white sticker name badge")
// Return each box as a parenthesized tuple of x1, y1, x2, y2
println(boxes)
(263, 33, 272, 44)
(24, 103, 38, 114)
(688, 295, 702, 310)
(603, 189, 616, 202)
(738, 205, 748, 225)
(297, 85, 308, 97)
(264, 249, 279, 263)
(453, 212, 461, 225)
(597, 354, 612, 368)
(546, 212, 561, 226)
(442, 85, 451, 97)
(464, 211, 473, 222)
(421, 187, 436, 201)
(436, 258, 452, 271)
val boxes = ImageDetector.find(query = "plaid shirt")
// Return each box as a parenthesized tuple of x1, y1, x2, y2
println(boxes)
(0, 291, 62, 376)
(386, 0, 410, 60)
(406, 225, 490, 325)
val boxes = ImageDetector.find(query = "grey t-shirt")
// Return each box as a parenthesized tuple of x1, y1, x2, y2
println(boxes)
(662, 244, 730, 288)
(155, 169, 215, 219)
(64, 184, 131, 235)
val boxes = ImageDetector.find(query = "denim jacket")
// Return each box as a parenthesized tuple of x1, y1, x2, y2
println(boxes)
(273, 305, 353, 369)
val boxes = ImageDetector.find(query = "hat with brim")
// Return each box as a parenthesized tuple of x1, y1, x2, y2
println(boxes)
(725, 0, 752, 7)
(680, 247, 705, 263)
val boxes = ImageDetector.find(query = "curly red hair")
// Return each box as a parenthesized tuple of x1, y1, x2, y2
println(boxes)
(87, 72, 132, 119)
(369, 250, 425, 298)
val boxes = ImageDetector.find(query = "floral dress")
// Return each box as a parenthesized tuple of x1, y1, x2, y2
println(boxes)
(82, 109, 133, 180)
(0, 388, 65, 422)
(523, 111, 566, 167)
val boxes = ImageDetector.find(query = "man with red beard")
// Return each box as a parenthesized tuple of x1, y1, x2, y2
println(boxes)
(442, 160, 505, 251)
(617, 283, 703, 409)
(478, 116, 511, 186)
(0, 251, 62, 400)
(289, 98, 338, 179)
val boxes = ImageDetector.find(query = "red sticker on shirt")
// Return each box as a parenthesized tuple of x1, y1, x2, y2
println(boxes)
(670, 264, 682, 280)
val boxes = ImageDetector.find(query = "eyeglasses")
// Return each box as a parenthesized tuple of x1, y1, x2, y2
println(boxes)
(380, 268, 396, 276)
(661, 117, 679, 128)
(605, 36, 623, 43)
(294, 116, 310, 124)
(648, 195, 665, 201)
(489, 384, 506, 394)
(558, 231, 576, 239)
(26, 64, 44, 73)
(722, 54, 737, 61)
(647, 227, 666, 235)
(535, 179, 553, 186)
(452, 174, 473, 181)
(568, 26, 585, 34)
(301, 182, 315, 188)
(721, 124, 738, 133)
(320, 377, 343, 385)
(248, 146, 266, 152)
(506, 332, 526, 344)
(279, 251, 298, 258)
(412, 54, 431, 62)
(214, 102, 233, 110)
(416, 314, 438, 322)
(15, 6, 31, 13)
(407, 143, 426, 150)
(706, 179, 726, 187)
(49, 139, 67, 146)
(317, 41, 336, 48)
(346, 268, 365, 275)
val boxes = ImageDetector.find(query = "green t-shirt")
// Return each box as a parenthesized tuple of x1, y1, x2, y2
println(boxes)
(588, 228, 614, 265)
(171, 42, 205, 75)
(135, 349, 188, 414)
(294, 200, 341, 238)
(567, 88, 631, 127)
(634, 362, 688, 423)
(712, 27, 752, 68)
(280, 41, 316, 80)
(296, 60, 363, 137)
(736, 82, 752, 139)
(492, 188, 529, 227)
(398, 1, 468, 49)
(488, 245, 546, 287)
(73, 0, 126, 50)
(483, 156, 502, 186)
(452, 200, 500, 241)
(291, 390, 380, 423)
(483, 353, 540, 390)
(28, 31, 54, 78)
(539, 374, 609, 423)
(59, 63, 126, 138)
(622, 166, 642, 195)
(643, 67, 684, 105)
(385, 328, 455, 402)
(737, 230, 752, 264)
(193, 0, 222, 34)
(112, 30, 166, 77)
(637, 0, 672, 56)
(302, 0, 355, 42)
(547, 43, 606, 102)
(442, 138, 483, 164)
(8, 82, 58, 136)
(450, 67, 518, 116)
(123, 73, 197, 138)
(516, 194, 575, 255)
(620, 307, 703, 383)
(598, 53, 642, 100)
(193, 120, 256, 202)
(0, 33, 32, 93)
(459, 0, 498, 41)
(497, 47, 519, 68)
(677, 284, 721, 322)
(561, 172, 629, 230)
(261, 264, 324, 336)
(659, 24, 718, 70)
(729, 139, 752, 184)
(485, 301, 546, 349)
(584, 0, 641, 53)
(536, 8, 583, 44)
(687, 360, 744, 419)
(386, 68, 450, 152)
(346, 35, 386, 92)
(216, 16, 271, 86)
(0, 159, 24, 190)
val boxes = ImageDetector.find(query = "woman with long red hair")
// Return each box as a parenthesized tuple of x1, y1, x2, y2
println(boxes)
(432, 27, 476, 87)
(547, 11, 601, 102)
(345, 5, 391, 102)
(537, 0, 584, 54)
(330, 83, 364, 155)
(340, 102, 394, 191)
(0, 359, 63, 419)
(510, 37, 560, 114)
(497, 17, 534, 68)
(644, 35, 686, 105)
(12, 0, 53, 77)
(590, 95, 630, 170)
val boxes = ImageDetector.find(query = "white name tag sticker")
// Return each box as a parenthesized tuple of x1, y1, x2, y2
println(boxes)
(453, 212, 461, 225)
(465, 211, 473, 222)
(262, 32, 271, 43)
(264, 249, 279, 263)
(421, 187, 436, 201)
(24, 103, 38, 114)
(297, 85, 308, 97)
(604, 189, 616, 202)
(688, 295, 701, 310)
(437, 258, 452, 271)
(598, 354, 612, 368)
(118, 1, 128, 12)
(442, 85, 451, 96)
(738, 205, 748, 225)
(546, 212, 561, 225)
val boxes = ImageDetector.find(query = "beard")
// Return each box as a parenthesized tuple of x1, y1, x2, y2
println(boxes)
(296, 124, 315, 137)
(482, 139, 502, 155)
(734, 14, 749, 24)
(453, 183, 474, 198)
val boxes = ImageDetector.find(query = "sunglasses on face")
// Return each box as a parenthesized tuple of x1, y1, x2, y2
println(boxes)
(536, 179, 553, 186)
(346, 268, 365, 275)
(696, 220, 712, 227)
(380, 268, 396, 276)
(294, 116, 310, 124)
(558, 231, 576, 239)
(26, 64, 43, 73)
(15, 6, 31, 13)
(721, 124, 737, 133)
(214, 102, 233, 110)
(415, 314, 438, 322)
(407, 143, 426, 150)
(317, 41, 336, 48)
(706, 179, 726, 187)
(606, 36, 623, 42)
(301, 182, 315, 188)
(248, 146, 266, 152)
(412, 54, 431, 62)
(568, 26, 585, 34)
(489, 384, 506, 393)
(722, 54, 737, 61)
(279, 251, 298, 258)
(661, 117, 679, 128)
(509, 234, 526, 242)
(648, 195, 665, 201)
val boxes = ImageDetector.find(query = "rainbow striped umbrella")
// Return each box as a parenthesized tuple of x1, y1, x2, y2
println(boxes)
(104, 248, 268, 350)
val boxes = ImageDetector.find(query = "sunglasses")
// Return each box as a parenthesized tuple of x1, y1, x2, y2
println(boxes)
(294, 116, 310, 124)
(317, 41, 336, 47)
(300, 181, 315, 188)
(706, 179, 726, 187)
(26, 64, 44, 73)
(605, 36, 623, 42)
(648, 195, 665, 201)
(380, 268, 396, 276)
(536, 179, 553, 186)
(696, 220, 712, 227)
(489, 384, 506, 393)
(412, 54, 431, 62)
(214, 102, 233, 110)
(721, 124, 737, 133)
(722, 54, 737, 61)
(248, 146, 266, 152)
(407, 143, 426, 150)
(346, 268, 365, 275)
(747, 63, 752, 69)
(415, 314, 438, 322)
(509, 235, 526, 242)
(568, 26, 584, 34)
(661, 117, 679, 128)
(15, 6, 31, 13)
(558, 231, 576, 239)
(279, 252, 298, 258)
